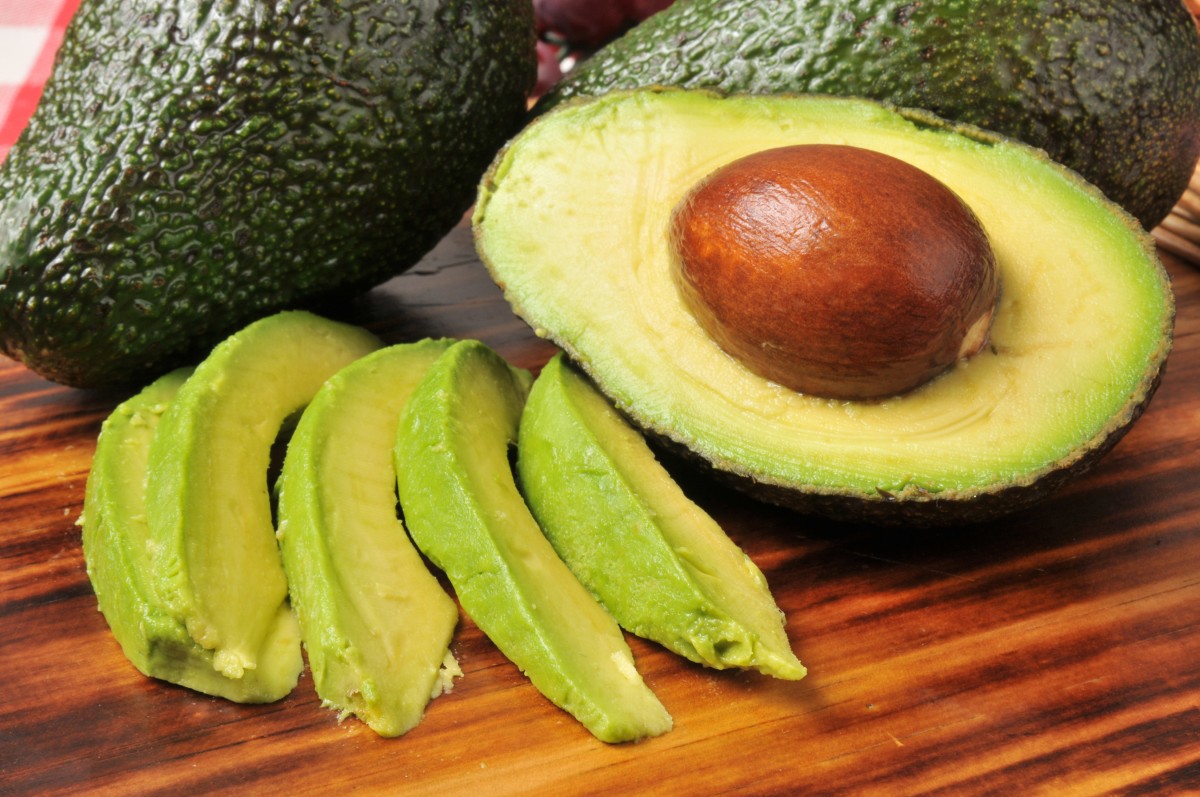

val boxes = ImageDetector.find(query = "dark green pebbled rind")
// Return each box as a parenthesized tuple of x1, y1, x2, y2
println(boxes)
(539, 0, 1200, 231)
(0, 0, 535, 388)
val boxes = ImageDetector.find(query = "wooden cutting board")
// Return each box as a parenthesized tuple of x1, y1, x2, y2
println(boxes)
(2, 222, 1198, 796)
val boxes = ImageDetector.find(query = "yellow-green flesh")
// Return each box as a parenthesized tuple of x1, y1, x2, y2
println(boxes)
(146, 311, 381, 681)
(475, 90, 1173, 499)
(518, 354, 805, 679)
(276, 340, 460, 737)
(395, 340, 672, 743)
(81, 368, 304, 702)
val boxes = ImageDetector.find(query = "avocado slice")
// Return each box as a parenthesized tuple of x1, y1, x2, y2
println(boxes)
(474, 89, 1174, 526)
(538, 0, 1200, 231)
(81, 368, 304, 702)
(518, 353, 806, 680)
(394, 340, 673, 743)
(0, 0, 535, 388)
(275, 340, 461, 737)
(146, 311, 381, 687)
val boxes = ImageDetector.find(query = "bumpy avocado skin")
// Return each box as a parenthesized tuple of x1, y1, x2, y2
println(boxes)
(539, 0, 1200, 231)
(0, 0, 535, 388)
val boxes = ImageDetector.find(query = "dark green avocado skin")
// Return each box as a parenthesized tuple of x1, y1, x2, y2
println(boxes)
(0, 0, 535, 388)
(540, 0, 1200, 232)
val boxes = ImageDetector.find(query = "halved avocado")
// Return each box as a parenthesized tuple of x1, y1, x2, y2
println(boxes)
(518, 353, 805, 679)
(146, 311, 381, 683)
(275, 339, 461, 737)
(474, 89, 1174, 526)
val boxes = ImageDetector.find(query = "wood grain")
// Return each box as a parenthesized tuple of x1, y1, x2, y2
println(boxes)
(1, 223, 1198, 796)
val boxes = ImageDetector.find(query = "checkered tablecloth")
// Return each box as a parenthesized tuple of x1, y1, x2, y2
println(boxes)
(0, 0, 80, 160)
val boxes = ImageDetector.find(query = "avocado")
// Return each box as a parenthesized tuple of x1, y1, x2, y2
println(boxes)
(146, 311, 380, 686)
(474, 89, 1174, 526)
(538, 0, 1200, 231)
(394, 339, 673, 743)
(0, 0, 535, 389)
(518, 353, 805, 680)
(81, 368, 305, 702)
(275, 339, 461, 737)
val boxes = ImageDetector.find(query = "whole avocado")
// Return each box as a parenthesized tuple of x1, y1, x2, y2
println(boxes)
(539, 0, 1200, 231)
(0, 0, 535, 388)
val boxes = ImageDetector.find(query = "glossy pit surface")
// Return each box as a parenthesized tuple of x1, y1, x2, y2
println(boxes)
(669, 144, 999, 399)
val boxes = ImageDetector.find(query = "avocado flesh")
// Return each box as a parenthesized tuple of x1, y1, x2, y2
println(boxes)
(395, 340, 673, 743)
(518, 353, 805, 680)
(475, 89, 1174, 526)
(539, 0, 1200, 231)
(81, 368, 304, 702)
(146, 311, 381, 683)
(276, 340, 460, 737)
(0, 0, 534, 388)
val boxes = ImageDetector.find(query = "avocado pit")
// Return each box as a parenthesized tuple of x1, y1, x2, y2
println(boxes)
(668, 144, 1000, 400)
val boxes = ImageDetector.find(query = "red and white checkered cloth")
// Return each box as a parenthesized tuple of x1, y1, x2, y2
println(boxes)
(0, 0, 81, 161)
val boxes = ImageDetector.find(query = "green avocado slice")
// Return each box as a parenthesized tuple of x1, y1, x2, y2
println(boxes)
(275, 340, 461, 737)
(146, 311, 381, 685)
(81, 368, 304, 702)
(394, 339, 673, 743)
(518, 353, 805, 680)
(474, 89, 1175, 526)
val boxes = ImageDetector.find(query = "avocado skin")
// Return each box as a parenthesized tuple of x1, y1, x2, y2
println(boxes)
(0, 0, 535, 389)
(539, 0, 1200, 231)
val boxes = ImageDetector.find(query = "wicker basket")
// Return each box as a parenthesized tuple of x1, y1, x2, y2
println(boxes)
(1155, 161, 1200, 266)
(1163, 0, 1200, 266)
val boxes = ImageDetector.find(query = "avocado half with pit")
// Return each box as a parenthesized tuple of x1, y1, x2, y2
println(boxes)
(473, 89, 1174, 526)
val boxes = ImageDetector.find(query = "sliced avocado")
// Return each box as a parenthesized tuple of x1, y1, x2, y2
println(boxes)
(474, 89, 1174, 526)
(146, 311, 380, 687)
(275, 339, 461, 737)
(81, 368, 303, 702)
(394, 340, 673, 743)
(518, 353, 805, 680)
(539, 0, 1200, 230)
(0, 0, 535, 388)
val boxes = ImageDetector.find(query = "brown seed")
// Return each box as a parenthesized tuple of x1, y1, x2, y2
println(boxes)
(668, 144, 999, 400)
